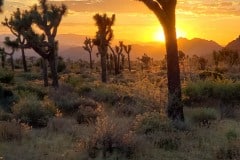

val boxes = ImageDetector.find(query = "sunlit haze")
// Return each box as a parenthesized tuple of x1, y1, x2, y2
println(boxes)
(1, 0, 240, 45)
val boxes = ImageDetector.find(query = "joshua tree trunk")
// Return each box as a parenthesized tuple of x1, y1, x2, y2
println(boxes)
(89, 52, 93, 69)
(48, 51, 58, 88)
(127, 53, 131, 71)
(42, 58, 48, 87)
(139, 0, 184, 121)
(164, 25, 184, 121)
(10, 55, 14, 71)
(100, 46, 107, 83)
(21, 47, 28, 72)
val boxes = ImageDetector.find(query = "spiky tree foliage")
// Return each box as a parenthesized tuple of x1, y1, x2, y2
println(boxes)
(16, 0, 67, 87)
(93, 13, 115, 82)
(2, 8, 32, 72)
(83, 37, 94, 69)
(123, 44, 132, 71)
(138, 0, 184, 121)
(3, 37, 19, 71)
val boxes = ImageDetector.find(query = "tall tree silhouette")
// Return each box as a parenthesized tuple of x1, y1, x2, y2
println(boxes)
(83, 37, 94, 69)
(2, 8, 32, 72)
(18, 0, 66, 87)
(138, 0, 184, 121)
(93, 13, 115, 82)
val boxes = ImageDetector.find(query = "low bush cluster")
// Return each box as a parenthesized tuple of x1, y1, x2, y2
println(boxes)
(0, 69, 14, 84)
(12, 96, 54, 128)
(49, 84, 82, 114)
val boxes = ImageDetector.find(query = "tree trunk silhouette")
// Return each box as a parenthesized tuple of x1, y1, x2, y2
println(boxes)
(139, 0, 184, 121)
(10, 55, 14, 71)
(21, 47, 28, 72)
(41, 58, 48, 87)
(164, 25, 184, 121)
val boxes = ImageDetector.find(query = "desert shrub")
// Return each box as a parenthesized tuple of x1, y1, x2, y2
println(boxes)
(189, 108, 218, 127)
(87, 116, 138, 159)
(183, 80, 214, 102)
(15, 84, 47, 100)
(65, 75, 83, 87)
(226, 129, 238, 142)
(77, 85, 92, 95)
(0, 121, 22, 141)
(49, 84, 82, 114)
(47, 117, 77, 134)
(184, 80, 240, 103)
(17, 72, 42, 81)
(89, 85, 120, 105)
(0, 69, 14, 84)
(133, 112, 171, 135)
(57, 56, 66, 72)
(75, 98, 102, 124)
(12, 96, 52, 128)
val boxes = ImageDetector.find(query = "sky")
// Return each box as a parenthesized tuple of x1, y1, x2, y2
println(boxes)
(0, 0, 240, 45)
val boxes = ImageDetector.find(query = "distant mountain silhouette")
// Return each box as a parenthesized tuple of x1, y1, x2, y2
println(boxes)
(0, 33, 223, 61)
(225, 36, 240, 52)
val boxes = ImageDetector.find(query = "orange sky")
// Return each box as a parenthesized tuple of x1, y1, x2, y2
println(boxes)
(1, 0, 240, 45)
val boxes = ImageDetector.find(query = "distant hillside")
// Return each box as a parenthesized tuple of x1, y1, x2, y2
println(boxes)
(178, 38, 222, 56)
(225, 36, 240, 52)
(0, 33, 223, 61)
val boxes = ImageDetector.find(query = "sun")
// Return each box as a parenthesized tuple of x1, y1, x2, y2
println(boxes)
(153, 28, 187, 42)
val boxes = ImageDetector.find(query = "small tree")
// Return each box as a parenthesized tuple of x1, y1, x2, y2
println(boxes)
(123, 44, 132, 71)
(17, 0, 67, 87)
(93, 13, 115, 83)
(2, 8, 31, 72)
(83, 37, 94, 69)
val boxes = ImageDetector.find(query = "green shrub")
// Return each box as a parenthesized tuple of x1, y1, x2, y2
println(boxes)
(49, 85, 82, 114)
(133, 112, 171, 135)
(18, 72, 42, 81)
(65, 75, 83, 87)
(184, 80, 240, 102)
(15, 84, 47, 100)
(0, 69, 14, 84)
(189, 108, 218, 127)
(12, 96, 52, 128)
(226, 129, 238, 142)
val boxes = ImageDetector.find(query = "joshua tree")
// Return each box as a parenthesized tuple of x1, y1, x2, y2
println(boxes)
(2, 8, 31, 72)
(16, 0, 67, 87)
(138, 0, 184, 121)
(3, 37, 19, 71)
(108, 42, 124, 75)
(123, 44, 132, 71)
(83, 37, 94, 69)
(93, 13, 115, 82)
